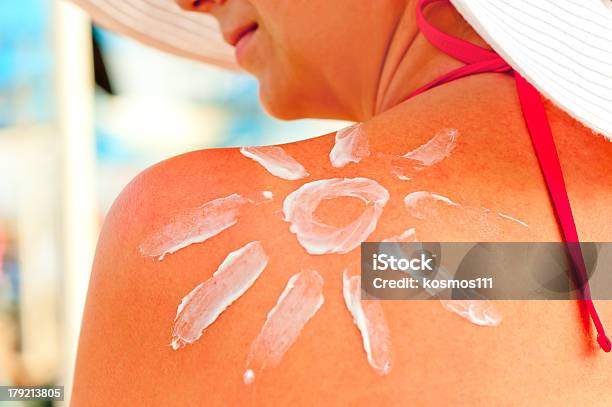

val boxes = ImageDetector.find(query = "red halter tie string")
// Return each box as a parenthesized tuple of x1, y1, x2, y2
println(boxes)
(410, 0, 610, 352)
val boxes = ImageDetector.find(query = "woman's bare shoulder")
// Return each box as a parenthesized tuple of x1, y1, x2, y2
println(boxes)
(93, 71, 612, 266)
(72, 74, 612, 405)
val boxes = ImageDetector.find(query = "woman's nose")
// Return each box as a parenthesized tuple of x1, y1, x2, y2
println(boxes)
(175, 0, 225, 13)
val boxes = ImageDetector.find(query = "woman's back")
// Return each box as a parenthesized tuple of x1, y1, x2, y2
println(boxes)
(72, 73, 612, 406)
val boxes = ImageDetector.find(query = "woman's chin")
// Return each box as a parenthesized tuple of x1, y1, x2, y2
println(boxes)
(258, 88, 306, 120)
(259, 88, 346, 121)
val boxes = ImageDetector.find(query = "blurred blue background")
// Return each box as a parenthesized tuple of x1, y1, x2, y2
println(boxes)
(0, 0, 54, 127)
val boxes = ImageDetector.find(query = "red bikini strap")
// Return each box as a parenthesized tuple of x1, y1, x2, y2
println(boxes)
(413, 0, 610, 352)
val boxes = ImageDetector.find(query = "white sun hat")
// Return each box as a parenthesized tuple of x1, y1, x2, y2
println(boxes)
(71, 0, 238, 69)
(71, 0, 612, 139)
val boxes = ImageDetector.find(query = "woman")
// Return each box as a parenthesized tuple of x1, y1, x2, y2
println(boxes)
(71, 0, 612, 405)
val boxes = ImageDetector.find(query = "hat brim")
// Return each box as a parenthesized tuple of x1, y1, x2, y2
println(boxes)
(73, 0, 612, 140)
(450, 0, 612, 140)
(72, 0, 239, 70)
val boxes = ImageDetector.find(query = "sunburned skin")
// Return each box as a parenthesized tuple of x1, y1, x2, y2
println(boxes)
(165, 135, 509, 373)
(167, 135, 500, 364)
(328, 126, 459, 180)
(342, 269, 393, 375)
(404, 191, 529, 238)
(171, 241, 268, 350)
(240, 146, 309, 180)
(166, 131, 464, 374)
(329, 123, 371, 168)
(244, 269, 324, 384)
(139, 193, 250, 260)
(73, 75, 612, 406)
(283, 178, 390, 254)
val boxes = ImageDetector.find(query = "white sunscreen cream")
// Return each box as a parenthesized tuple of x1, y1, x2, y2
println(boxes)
(404, 191, 459, 219)
(382, 236, 502, 328)
(404, 191, 528, 236)
(403, 128, 458, 167)
(382, 228, 417, 242)
(240, 146, 309, 180)
(283, 178, 390, 254)
(343, 269, 393, 375)
(243, 269, 324, 384)
(440, 299, 502, 327)
(139, 194, 249, 261)
(497, 212, 529, 228)
(392, 128, 459, 179)
(329, 123, 371, 168)
(171, 241, 268, 350)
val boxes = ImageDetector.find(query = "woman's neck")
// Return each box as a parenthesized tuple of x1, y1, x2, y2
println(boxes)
(363, 1, 490, 120)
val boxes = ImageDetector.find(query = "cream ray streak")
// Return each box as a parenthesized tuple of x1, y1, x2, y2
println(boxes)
(403, 128, 458, 167)
(240, 146, 309, 180)
(431, 266, 501, 327)
(392, 128, 459, 180)
(497, 212, 529, 228)
(440, 299, 502, 327)
(139, 194, 249, 261)
(384, 245, 502, 328)
(243, 269, 324, 384)
(342, 270, 393, 375)
(392, 173, 413, 181)
(382, 228, 417, 242)
(283, 178, 390, 255)
(404, 191, 459, 220)
(404, 192, 527, 238)
(329, 123, 371, 168)
(433, 269, 502, 327)
(171, 241, 268, 350)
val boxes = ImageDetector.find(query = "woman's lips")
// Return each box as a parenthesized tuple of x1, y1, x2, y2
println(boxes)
(233, 24, 258, 65)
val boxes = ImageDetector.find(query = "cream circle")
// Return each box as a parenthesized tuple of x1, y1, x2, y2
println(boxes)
(283, 178, 390, 255)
